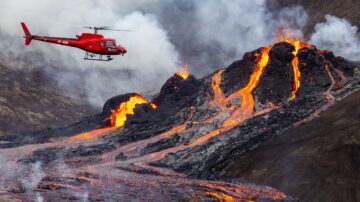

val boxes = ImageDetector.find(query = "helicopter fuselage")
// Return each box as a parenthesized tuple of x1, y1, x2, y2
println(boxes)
(21, 22, 127, 60)
(27, 33, 127, 55)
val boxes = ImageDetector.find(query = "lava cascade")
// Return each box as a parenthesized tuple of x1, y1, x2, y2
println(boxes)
(110, 94, 148, 128)
(69, 94, 153, 142)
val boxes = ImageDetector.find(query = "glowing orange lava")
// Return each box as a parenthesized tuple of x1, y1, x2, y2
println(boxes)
(176, 65, 190, 80)
(110, 95, 149, 128)
(223, 45, 272, 127)
(150, 103, 158, 109)
(205, 192, 234, 202)
(69, 127, 115, 142)
(280, 38, 313, 100)
(209, 69, 226, 109)
(70, 94, 154, 142)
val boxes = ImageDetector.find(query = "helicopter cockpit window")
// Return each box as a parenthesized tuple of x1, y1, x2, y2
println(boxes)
(106, 41, 114, 47)
(100, 41, 105, 47)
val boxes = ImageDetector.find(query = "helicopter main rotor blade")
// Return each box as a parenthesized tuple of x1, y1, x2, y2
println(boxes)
(83, 26, 133, 32)
(102, 28, 133, 32)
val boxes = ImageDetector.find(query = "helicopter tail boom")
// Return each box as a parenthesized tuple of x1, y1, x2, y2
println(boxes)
(21, 22, 33, 46)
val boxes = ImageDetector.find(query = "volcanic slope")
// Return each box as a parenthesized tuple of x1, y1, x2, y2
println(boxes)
(0, 40, 359, 201)
(0, 62, 96, 136)
(224, 89, 360, 202)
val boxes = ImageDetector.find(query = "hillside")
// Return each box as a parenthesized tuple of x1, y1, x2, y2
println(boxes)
(0, 62, 96, 136)
(275, 0, 360, 35)
(224, 89, 360, 201)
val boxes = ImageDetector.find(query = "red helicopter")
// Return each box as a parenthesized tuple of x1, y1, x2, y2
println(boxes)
(21, 22, 128, 61)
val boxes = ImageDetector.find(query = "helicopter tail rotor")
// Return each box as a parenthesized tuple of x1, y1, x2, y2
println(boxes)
(21, 22, 33, 46)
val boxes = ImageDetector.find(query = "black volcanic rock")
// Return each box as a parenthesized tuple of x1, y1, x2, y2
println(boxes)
(129, 73, 203, 126)
(269, 42, 295, 62)
(322, 50, 357, 77)
(219, 51, 258, 96)
(255, 42, 295, 104)
(153, 73, 202, 106)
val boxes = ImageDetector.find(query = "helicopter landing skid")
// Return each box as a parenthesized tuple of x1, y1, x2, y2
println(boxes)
(84, 52, 113, 61)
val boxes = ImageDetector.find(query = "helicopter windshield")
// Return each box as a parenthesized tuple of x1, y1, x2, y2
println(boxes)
(106, 41, 115, 47)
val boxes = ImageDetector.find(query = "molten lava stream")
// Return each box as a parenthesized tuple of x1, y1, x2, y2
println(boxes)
(222, 45, 272, 128)
(69, 94, 152, 142)
(203, 69, 227, 123)
(205, 191, 234, 202)
(209, 69, 226, 109)
(281, 39, 313, 100)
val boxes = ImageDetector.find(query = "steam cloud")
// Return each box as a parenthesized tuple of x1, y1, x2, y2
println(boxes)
(310, 15, 360, 61)
(0, 0, 358, 107)
(0, 155, 45, 201)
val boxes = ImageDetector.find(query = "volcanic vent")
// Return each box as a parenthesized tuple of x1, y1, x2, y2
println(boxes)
(0, 39, 359, 201)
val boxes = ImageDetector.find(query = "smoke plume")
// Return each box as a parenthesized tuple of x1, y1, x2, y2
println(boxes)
(310, 15, 360, 61)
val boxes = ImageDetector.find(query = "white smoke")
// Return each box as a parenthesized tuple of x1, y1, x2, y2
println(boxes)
(0, 156, 45, 201)
(36, 192, 44, 202)
(310, 15, 360, 61)
(275, 5, 308, 39)
(141, 1, 309, 75)
(0, 0, 179, 106)
(195, 0, 273, 55)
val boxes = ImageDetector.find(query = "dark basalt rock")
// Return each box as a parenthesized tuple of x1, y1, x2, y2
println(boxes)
(255, 42, 295, 104)
(219, 51, 258, 96)
(153, 73, 202, 106)
(127, 73, 203, 130)
(322, 50, 356, 77)
(296, 48, 333, 97)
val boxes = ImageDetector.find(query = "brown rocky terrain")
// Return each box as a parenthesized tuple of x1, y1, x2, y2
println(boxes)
(0, 62, 96, 136)
(275, 0, 360, 36)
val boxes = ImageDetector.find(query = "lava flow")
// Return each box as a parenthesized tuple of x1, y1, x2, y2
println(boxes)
(70, 64, 191, 143)
(110, 94, 149, 128)
(223, 45, 272, 127)
(279, 38, 313, 100)
(69, 94, 154, 142)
